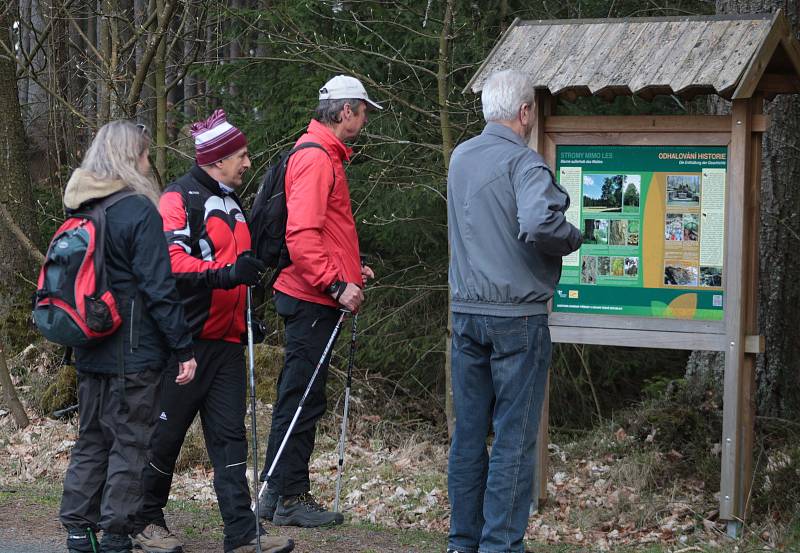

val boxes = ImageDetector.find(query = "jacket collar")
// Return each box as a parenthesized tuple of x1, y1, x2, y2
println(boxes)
(63, 169, 129, 210)
(482, 122, 528, 148)
(191, 164, 228, 195)
(307, 119, 352, 162)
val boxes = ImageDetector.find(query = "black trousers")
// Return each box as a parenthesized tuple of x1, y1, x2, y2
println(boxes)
(260, 292, 341, 496)
(60, 369, 162, 536)
(138, 340, 256, 552)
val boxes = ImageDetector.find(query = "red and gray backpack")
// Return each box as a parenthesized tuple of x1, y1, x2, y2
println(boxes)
(32, 190, 135, 347)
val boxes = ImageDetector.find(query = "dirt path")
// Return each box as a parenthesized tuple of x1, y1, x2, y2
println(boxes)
(0, 485, 445, 553)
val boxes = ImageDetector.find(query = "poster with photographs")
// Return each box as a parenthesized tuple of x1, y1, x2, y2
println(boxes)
(555, 145, 726, 321)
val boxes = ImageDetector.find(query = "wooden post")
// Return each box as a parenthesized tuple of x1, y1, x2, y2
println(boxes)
(530, 89, 552, 511)
(739, 94, 764, 519)
(720, 98, 753, 535)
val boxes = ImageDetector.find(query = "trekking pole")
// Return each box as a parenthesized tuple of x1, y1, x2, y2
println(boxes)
(334, 312, 357, 512)
(256, 310, 347, 503)
(245, 287, 263, 553)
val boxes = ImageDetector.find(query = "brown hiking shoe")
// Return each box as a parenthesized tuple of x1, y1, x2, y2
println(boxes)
(229, 534, 294, 553)
(131, 523, 183, 553)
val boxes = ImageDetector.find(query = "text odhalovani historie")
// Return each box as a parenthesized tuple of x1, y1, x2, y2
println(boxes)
(554, 145, 727, 321)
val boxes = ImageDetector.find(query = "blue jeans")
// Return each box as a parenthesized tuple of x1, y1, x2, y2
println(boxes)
(447, 313, 551, 553)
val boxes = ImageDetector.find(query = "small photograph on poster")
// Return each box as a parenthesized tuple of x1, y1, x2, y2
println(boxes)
(627, 219, 640, 246)
(622, 176, 641, 214)
(664, 263, 699, 286)
(583, 219, 609, 244)
(700, 266, 722, 287)
(665, 213, 684, 241)
(581, 256, 598, 284)
(667, 175, 701, 207)
(610, 256, 625, 277)
(583, 174, 623, 213)
(683, 213, 699, 241)
(625, 257, 639, 277)
(609, 219, 628, 246)
(598, 256, 611, 276)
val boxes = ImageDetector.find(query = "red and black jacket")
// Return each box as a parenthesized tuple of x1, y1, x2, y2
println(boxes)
(160, 165, 251, 344)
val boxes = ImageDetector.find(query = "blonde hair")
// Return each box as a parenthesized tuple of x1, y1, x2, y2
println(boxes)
(81, 120, 160, 204)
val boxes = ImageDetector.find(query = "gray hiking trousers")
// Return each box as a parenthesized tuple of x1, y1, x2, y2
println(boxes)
(60, 369, 162, 536)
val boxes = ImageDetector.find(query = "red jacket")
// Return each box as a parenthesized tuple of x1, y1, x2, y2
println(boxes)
(274, 120, 362, 307)
(160, 165, 251, 343)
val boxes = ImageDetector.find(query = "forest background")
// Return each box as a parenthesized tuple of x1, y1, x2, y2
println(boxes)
(2, 0, 800, 545)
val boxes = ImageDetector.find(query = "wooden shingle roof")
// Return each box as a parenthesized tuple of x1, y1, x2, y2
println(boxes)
(466, 11, 800, 100)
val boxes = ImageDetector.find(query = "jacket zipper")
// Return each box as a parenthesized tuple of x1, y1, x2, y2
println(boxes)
(129, 296, 135, 353)
(221, 195, 243, 339)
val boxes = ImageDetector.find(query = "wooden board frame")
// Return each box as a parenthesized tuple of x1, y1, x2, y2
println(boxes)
(528, 90, 763, 528)
(542, 121, 733, 351)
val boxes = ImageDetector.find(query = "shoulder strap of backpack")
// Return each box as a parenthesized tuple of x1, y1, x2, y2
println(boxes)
(175, 180, 205, 255)
(287, 142, 336, 191)
(85, 189, 140, 282)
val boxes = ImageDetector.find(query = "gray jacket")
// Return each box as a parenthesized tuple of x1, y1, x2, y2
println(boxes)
(448, 123, 582, 316)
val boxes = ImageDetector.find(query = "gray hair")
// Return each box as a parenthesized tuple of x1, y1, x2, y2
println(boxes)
(481, 70, 535, 122)
(314, 98, 364, 124)
(80, 120, 159, 205)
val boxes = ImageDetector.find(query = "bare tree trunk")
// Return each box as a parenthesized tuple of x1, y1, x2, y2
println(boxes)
(18, 0, 31, 106)
(438, 0, 455, 436)
(686, 0, 800, 419)
(0, 2, 39, 313)
(154, 0, 167, 178)
(0, 339, 29, 429)
(96, 0, 111, 123)
(183, 3, 197, 119)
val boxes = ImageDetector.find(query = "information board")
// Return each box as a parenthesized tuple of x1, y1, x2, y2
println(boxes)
(553, 145, 727, 321)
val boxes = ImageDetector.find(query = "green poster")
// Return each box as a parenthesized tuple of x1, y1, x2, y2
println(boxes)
(554, 145, 726, 321)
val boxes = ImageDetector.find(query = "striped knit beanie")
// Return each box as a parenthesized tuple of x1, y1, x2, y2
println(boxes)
(191, 109, 247, 166)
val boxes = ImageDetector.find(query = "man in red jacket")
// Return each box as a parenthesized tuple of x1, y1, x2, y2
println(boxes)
(133, 110, 294, 553)
(258, 75, 379, 527)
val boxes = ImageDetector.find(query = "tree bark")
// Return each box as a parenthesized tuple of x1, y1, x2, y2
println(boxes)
(154, 0, 167, 179)
(0, 2, 39, 316)
(685, 0, 800, 418)
(438, 0, 456, 437)
(0, 338, 29, 429)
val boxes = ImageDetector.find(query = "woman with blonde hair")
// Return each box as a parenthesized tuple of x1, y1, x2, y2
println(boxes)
(58, 120, 197, 553)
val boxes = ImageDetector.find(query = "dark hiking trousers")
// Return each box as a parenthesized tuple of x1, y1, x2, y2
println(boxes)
(137, 340, 256, 552)
(60, 369, 162, 537)
(261, 291, 341, 496)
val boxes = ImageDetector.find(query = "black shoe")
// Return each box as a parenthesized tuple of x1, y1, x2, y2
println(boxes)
(272, 493, 344, 528)
(100, 532, 132, 553)
(257, 486, 279, 521)
(67, 527, 99, 553)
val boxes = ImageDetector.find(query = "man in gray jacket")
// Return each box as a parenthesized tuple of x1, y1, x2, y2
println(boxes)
(446, 69, 582, 553)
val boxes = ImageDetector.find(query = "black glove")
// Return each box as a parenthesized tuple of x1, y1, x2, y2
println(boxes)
(218, 253, 266, 289)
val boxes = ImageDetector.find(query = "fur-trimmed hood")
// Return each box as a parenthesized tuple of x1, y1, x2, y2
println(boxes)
(63, 168, 129, 210)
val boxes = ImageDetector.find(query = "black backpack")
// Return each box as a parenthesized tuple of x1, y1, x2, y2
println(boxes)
(250, 142, 332, 284)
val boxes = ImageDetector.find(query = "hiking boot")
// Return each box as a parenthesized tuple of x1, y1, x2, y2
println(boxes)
(257, 486, 279, 521)
(100, 532, 132, 553)
(131, 523, 183, 553)
(228, 534, 295, 553)
(66, 528, 99, 553)
(272, 492, 344, 527)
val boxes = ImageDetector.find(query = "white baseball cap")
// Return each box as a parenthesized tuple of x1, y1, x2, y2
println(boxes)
(319, 75, 383, 110)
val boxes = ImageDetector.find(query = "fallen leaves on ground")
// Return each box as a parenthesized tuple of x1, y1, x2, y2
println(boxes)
(1, 405, 731, 549)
